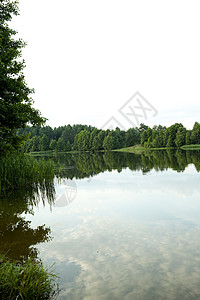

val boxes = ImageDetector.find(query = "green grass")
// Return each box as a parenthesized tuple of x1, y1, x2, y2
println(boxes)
(181, 144, 200, 150)
(114, 144, 145, 153)
(0, 154, 55, 193)
(115, 145, 177, 153)
(116, 144, 200, 153)
(0, 254, 59, 300)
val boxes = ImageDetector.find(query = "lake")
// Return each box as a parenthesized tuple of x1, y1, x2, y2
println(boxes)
(1, 150, 200, 299)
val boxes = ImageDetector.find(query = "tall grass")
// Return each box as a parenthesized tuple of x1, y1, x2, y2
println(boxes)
(0, 154, 55, 193)
(0, 254, 59, 300)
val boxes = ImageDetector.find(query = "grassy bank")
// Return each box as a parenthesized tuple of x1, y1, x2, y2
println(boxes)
(181, 144, 200, 150)
(114, 144, 145, 153)
(0, 154, 55, 193)
(115, 144, 200, 153)
(114, 144, 174, 153)
(0, 254, 59, 300)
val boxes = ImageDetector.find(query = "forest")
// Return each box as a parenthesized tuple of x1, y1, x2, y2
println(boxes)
(17, 121, 200, 152)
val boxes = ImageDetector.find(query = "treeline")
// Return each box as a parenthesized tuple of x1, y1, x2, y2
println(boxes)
(17, 124, 141, 152)
(141, 122, 200, 148)
(17, 122, 200, 152)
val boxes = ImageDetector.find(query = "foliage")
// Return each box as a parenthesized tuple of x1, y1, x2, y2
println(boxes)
(73, 129, 90, 151)
(17, 121, 200, 152)
(103, 132, 115, 150)
(56, 137, 65, 152)
(0, 153, 55, 193)
(0, 0, 46, 152)
(0, 254, 59, 300)
(19, 124, 142, 152)
(140, 123, 200, 149)
(49, 139, 57, 150)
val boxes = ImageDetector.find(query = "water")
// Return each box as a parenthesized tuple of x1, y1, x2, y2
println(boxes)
(1, 150, 200, 299)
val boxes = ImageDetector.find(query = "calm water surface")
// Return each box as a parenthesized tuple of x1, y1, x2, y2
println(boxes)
(1, 151, 200, 299)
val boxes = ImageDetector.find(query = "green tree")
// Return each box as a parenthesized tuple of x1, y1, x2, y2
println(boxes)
(0, 0, 46, 152)
(163, 129, 169, 147)
(103, 133, 114, 150)
(61, 125, 74, 145)
(30, 136, 40, 152)
(49, 139, 57, 150)
(39, 134, 49, 151)
(152, 135, 161, 148)
(141, 130, 148, 145)
(139, 123, 149, 133)
(166, 123, 183, 148)
(73, 130, 90, 151)
(65, 140, 72, 151)
(89, 128, 99, 149)
(191, 122, 200, 144)
(125, 128, 140, 147)
(92, 131, 105, 150)
(166, 135, 173, 148)
(56, 137, 65, 152)
(113, 128, 125, 149)
(185, 130, 191, 145)
(175, 127, 186, 148)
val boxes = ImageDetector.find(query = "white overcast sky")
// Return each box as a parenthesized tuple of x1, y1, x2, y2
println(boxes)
(11, 0, 200, 129)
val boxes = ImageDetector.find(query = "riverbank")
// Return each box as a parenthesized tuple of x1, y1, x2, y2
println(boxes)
(28, 144, 200, 156)
(115, 144, 200, 153)
(181, 144, 200, 150)
(114, 144, 175, 153)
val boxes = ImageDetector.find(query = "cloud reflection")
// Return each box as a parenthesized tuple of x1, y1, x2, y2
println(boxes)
(39, 214, 200, 300)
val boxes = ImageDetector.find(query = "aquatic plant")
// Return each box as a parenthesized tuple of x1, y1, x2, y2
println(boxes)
(0, 254, 59, 300)
(0, 154, 55, 193)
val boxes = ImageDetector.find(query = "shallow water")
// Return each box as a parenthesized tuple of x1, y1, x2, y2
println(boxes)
(1, 151, 200, 299)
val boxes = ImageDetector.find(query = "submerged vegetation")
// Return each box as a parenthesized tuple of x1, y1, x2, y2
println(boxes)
(0, 255, 59, 300)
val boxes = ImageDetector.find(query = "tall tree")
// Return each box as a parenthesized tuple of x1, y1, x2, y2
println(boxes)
(56, 137, 65, 152)
(0, 0, 46, 152)
(92, 131, 105, 150)
(185, 130, 191, 145)
(39, 134, 49, 151)
(191, 122, 200, 144)
(175, 127, 186, 148)
(73, 130, 90, 151)
(49, 139, 57, 150)
(103, 133, 114, 150)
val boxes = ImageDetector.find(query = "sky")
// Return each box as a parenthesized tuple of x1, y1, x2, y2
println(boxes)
(11, 0, 200, 130)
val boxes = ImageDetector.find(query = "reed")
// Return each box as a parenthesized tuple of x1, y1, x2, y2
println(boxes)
(0, 154, 55, 193)
(0, 254, 59, 300)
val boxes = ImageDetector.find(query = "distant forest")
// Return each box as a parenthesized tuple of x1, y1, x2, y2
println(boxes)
(17, 122, 200, 152)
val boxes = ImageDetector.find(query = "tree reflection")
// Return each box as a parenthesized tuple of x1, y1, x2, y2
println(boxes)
(54, 150, 200, 180)
(2, 150, 199, 261)
(0, 184, 55, 261)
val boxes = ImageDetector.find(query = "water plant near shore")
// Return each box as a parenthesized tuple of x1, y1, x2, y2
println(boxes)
(0, 254, 59, 300)
(0, 154, 55, 193)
